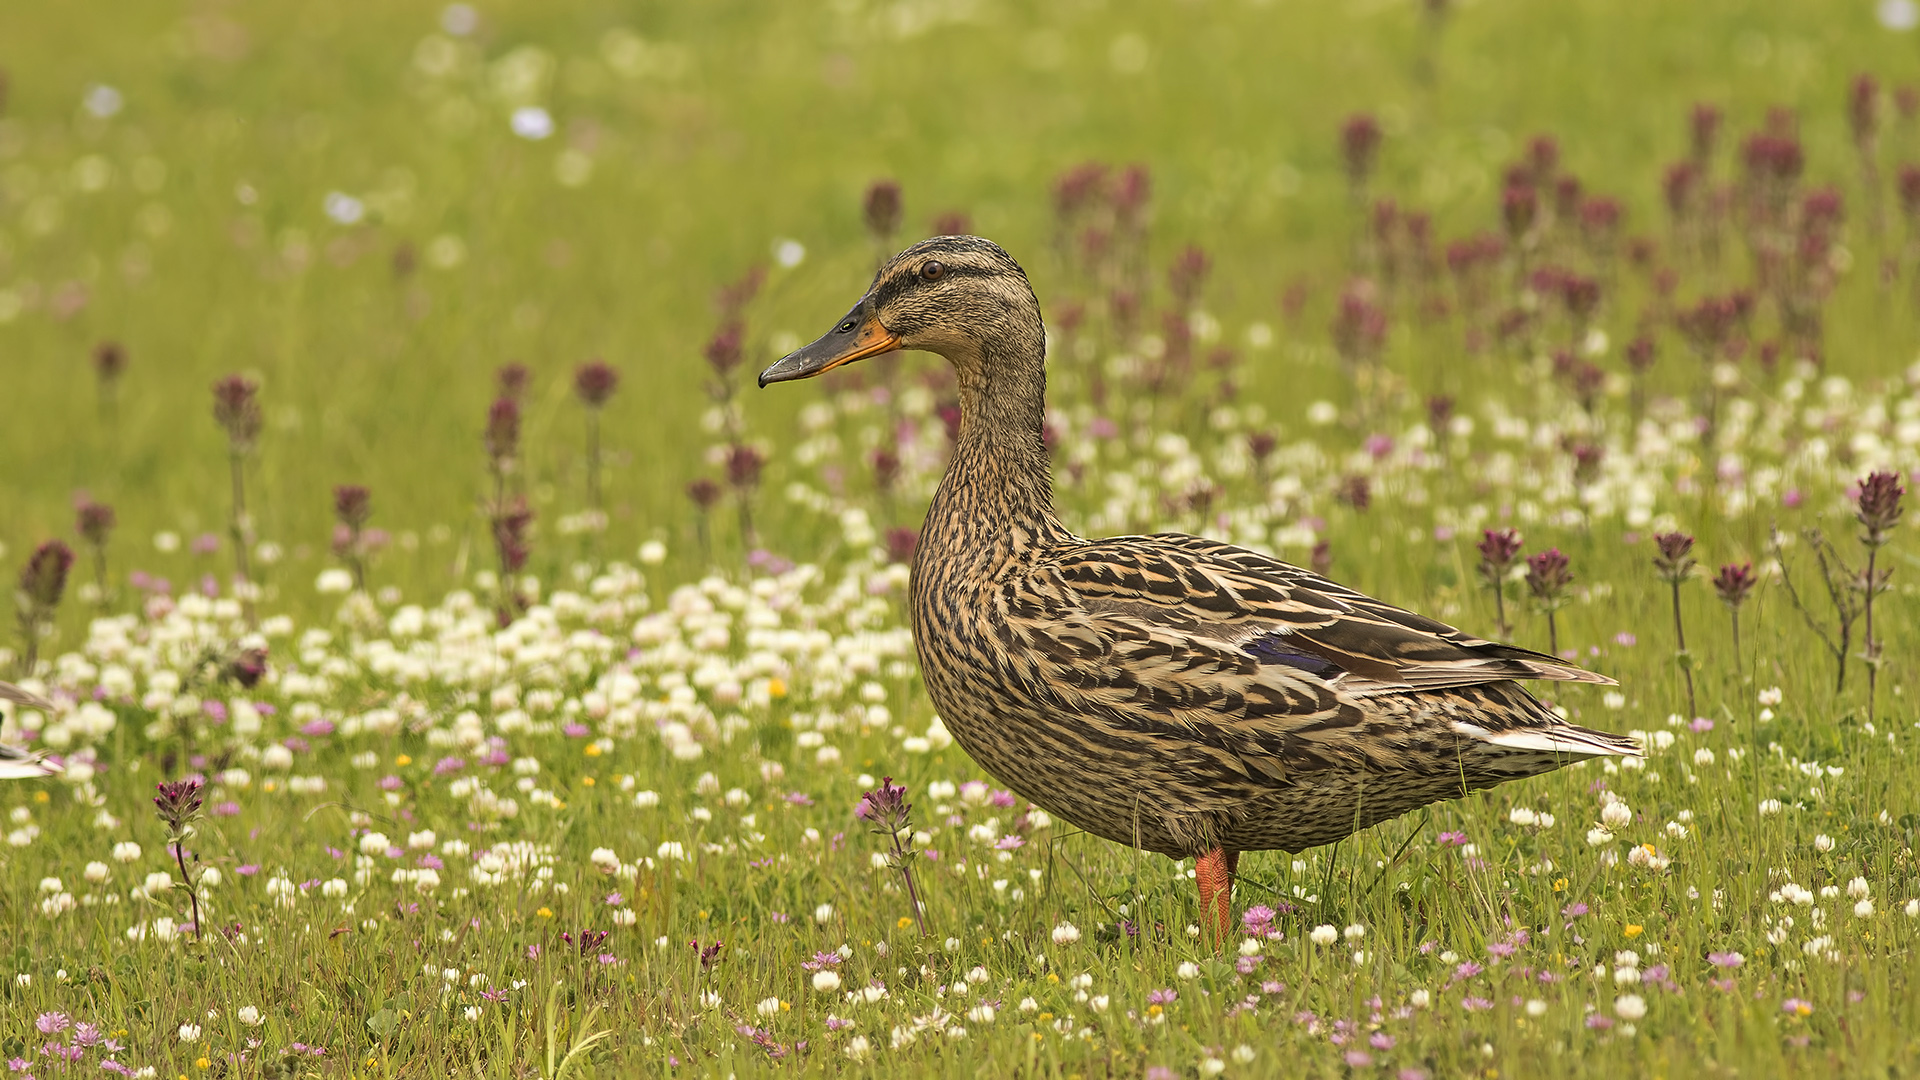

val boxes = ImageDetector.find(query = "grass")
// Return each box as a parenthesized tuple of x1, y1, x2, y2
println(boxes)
(3, 0, 1920, 1075)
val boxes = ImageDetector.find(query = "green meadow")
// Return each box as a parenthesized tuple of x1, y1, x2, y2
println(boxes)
(2, 0, 1919, 1076)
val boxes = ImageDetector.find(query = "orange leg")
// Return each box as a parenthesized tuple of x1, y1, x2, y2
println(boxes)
(1195, 847, 1240, 943)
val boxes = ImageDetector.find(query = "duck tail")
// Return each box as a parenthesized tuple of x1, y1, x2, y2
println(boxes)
(1450, 719, 1642, 759)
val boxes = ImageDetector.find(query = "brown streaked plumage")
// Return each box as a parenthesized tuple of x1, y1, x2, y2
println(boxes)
(761, 236, 1639, 937)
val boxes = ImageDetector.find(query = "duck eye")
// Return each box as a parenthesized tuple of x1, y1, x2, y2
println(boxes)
(920, 260, 945, 282)
(839, 321, 856, 333)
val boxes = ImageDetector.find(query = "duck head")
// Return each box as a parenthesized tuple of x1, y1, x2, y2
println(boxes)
(758, 235, 1043, 388)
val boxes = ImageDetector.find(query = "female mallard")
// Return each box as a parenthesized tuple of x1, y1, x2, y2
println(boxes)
(761, 236, 1637, 936)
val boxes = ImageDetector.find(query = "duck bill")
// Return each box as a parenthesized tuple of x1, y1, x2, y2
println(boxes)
(758, 302, 901, 387)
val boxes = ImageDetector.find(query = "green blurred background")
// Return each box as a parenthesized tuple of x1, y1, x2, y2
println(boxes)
(0, 0, 1906, 606)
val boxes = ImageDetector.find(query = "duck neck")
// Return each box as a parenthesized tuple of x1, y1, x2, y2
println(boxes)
(927, 337, 1062, 554)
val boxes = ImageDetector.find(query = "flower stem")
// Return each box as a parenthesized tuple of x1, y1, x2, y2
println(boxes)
(173, 836, 203, 941)
(1864, 546, 1879, 723)
(891, 830, 927, 938)
(1669, 580, 1696, 718)
(228, 449, 257, 628)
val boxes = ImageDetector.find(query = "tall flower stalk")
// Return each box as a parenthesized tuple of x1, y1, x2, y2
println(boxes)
(332, 485, 373, 593)
(1712, 561, 1756, 663)
(685, 478, 721, 565)
(211, 375, 263, 627)
(858, 777, 927, 937)
(573, 359, 620, 522)
(1524, 547, 1573, 656)
(75, 499, 115, 613)
(14, 541, 74, 677)
(152, 779, 205, 941)
(1652, 532, 1697, 719)
(864, 180, 903, 265)
(1856, 471, 1904, 722)
(700, 268, 767, 553)
(93, 341, 127, 427)
(1476, 528, 1523, 639)
(484, 395, 531, 623)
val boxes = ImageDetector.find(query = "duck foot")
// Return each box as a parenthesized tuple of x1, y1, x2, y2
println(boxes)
(1195, 846, 1240, 943)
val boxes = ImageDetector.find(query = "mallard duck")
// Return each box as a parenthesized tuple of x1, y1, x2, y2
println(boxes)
(0, 680, 62, 780)
(761, 236, 1638, 936)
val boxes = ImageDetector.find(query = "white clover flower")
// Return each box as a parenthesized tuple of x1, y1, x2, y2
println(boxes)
(1814, 834, 1834, 853)
(1614, 994, 1647, 1021)
(113, 841, 142, 863)
(756, 997, 782, 1017)
(1199, 1056, 1226, 1077)
(1905, 899, 1919, 918)
(1176, 961, 1200, 979)
(1231, 1045, 1257, 1064)
(1693, 747, 1715, 766)
(237, 1006, 262, 1027)
(845, 1035, 872, 1059)
(316, 569, 354, 594)
(1601, 801, 1633, 829)
(360, 832, 391, 857)
(1758, 799, 1782, 816)
(511, 106, 554, 140)
(1848, 877, 1871, 900)
(815, 903, 836, 924)
(966, 1004, 995, 1024)
(657, 841, 686, 861)
(1758, 687, 1783, 706)
(323, 192, 365, 225)
(1344, 923, 1366, 940)
(965, 965, 990, 985)
(633, 790, 661, 809)
(84, 84, 124, 118)
(813, 970, 842, 992)
(1855, 899, 1875, 918)
(1050, 922, 1080, 945)
(322, 878, 348, 898)
(1508, 807, 1539, 827)
(1586, 827, 1615, 847)
(409, 830, 437, 851)
(178, 1023, 202, 1043)
(1310, 924, 1338, 945)
(1410, 988, 1431, 1008)
(1089, 995, 1110, 1013)
(1525, 999, 1547, 1017)
(84, 862, 111, 884)
(1626, 844, 1670, 871)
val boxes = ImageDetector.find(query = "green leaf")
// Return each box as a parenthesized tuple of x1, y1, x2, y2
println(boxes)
(366, 1007, 398, 1040)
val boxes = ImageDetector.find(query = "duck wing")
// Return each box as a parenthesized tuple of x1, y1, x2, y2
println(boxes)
(1040, 532, 1613, 697)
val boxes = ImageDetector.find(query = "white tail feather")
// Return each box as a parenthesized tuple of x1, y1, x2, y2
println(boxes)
(0, 744, 61, 779)
(1451, 720, 1642, 758)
